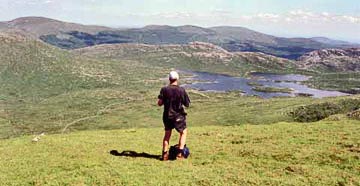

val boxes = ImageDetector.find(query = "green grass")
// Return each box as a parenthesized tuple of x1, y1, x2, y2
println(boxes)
(0, 33, 111, 102)
(0, 120, 359, 185)
(4, 87, 358, 139)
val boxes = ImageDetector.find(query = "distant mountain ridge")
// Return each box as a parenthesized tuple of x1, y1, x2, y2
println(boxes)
(310, 37, 355, 46)
(1, 17, 112, 37)
(210, 26, 277, 44)
(1, 16, 359, 59)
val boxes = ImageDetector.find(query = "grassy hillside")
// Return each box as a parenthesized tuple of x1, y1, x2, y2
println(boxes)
(1, 32, 186, 138)
(0, 33, 357, 139)
(1, 120, 359, 185)
(0, 32, 114, 138)
(73, 42, 300, 76)
(0, 31, 111, 100)
(0, 30, 359, 185)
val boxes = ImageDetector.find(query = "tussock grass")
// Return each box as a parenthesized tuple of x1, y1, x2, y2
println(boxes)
(0, 121, 359, 185)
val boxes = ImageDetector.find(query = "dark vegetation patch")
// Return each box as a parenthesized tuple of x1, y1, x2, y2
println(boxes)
(252, 86, 293, 93)
(289, 99, 360, 122)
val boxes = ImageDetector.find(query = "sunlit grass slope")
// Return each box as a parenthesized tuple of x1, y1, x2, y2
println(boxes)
(0, 120, 359, 185)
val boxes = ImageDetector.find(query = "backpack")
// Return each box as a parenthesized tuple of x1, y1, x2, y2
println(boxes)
(169, 144, 190, 160)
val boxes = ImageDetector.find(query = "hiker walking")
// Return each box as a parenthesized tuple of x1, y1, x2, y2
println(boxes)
(158, 71, 190, 161)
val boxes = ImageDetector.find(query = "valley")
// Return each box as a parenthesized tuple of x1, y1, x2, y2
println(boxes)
(0, 16, 359, 185)
(0, 23, 359, 138)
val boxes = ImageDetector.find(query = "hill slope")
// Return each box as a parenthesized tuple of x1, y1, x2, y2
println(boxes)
(311, 37, 355, 46)
(73, 42, 300, 76)
(3, 17, 111, 37)
(0, 121, 359, 185)
(210, 26, 277, 44)
(1, 30, 358, 139)
(0, 31, 109, 100)
(0, 31, 115, 138)
(0, 29, 359, 185)
(4, 16, 354, 59)
(0, 31, 302, 139)
(42, 24, 343, 59)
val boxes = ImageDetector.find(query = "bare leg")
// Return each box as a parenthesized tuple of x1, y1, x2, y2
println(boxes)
(163, 130, 172, 152)
(178, 128, 188, 149)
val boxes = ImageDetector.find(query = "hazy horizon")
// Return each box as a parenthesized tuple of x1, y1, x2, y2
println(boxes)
(1, 0, 359, 43)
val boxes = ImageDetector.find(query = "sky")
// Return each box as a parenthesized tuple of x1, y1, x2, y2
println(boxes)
(0, 0, 359, 42)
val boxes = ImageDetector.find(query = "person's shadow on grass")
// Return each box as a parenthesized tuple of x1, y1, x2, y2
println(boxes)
(110, 150, 160, 160)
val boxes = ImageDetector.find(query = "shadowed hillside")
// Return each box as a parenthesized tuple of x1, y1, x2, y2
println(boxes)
(2, 17, 357, 59)
(43, 24, 355, 59)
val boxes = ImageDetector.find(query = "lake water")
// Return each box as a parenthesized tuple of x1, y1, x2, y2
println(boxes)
(182, 71, 349, 98)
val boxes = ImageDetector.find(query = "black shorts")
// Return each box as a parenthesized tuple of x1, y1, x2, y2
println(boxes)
(163, 115, 187, 133)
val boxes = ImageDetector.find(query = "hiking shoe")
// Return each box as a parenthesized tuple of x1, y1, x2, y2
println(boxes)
(161, 151, 169, 161)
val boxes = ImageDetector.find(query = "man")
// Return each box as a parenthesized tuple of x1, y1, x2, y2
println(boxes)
(158, 71, 190, 161)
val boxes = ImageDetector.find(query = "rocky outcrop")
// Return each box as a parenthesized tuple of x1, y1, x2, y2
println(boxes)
(188, 42, 234, 60)
(298, 48, 360, 71)
(73, 42, 297, 70)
